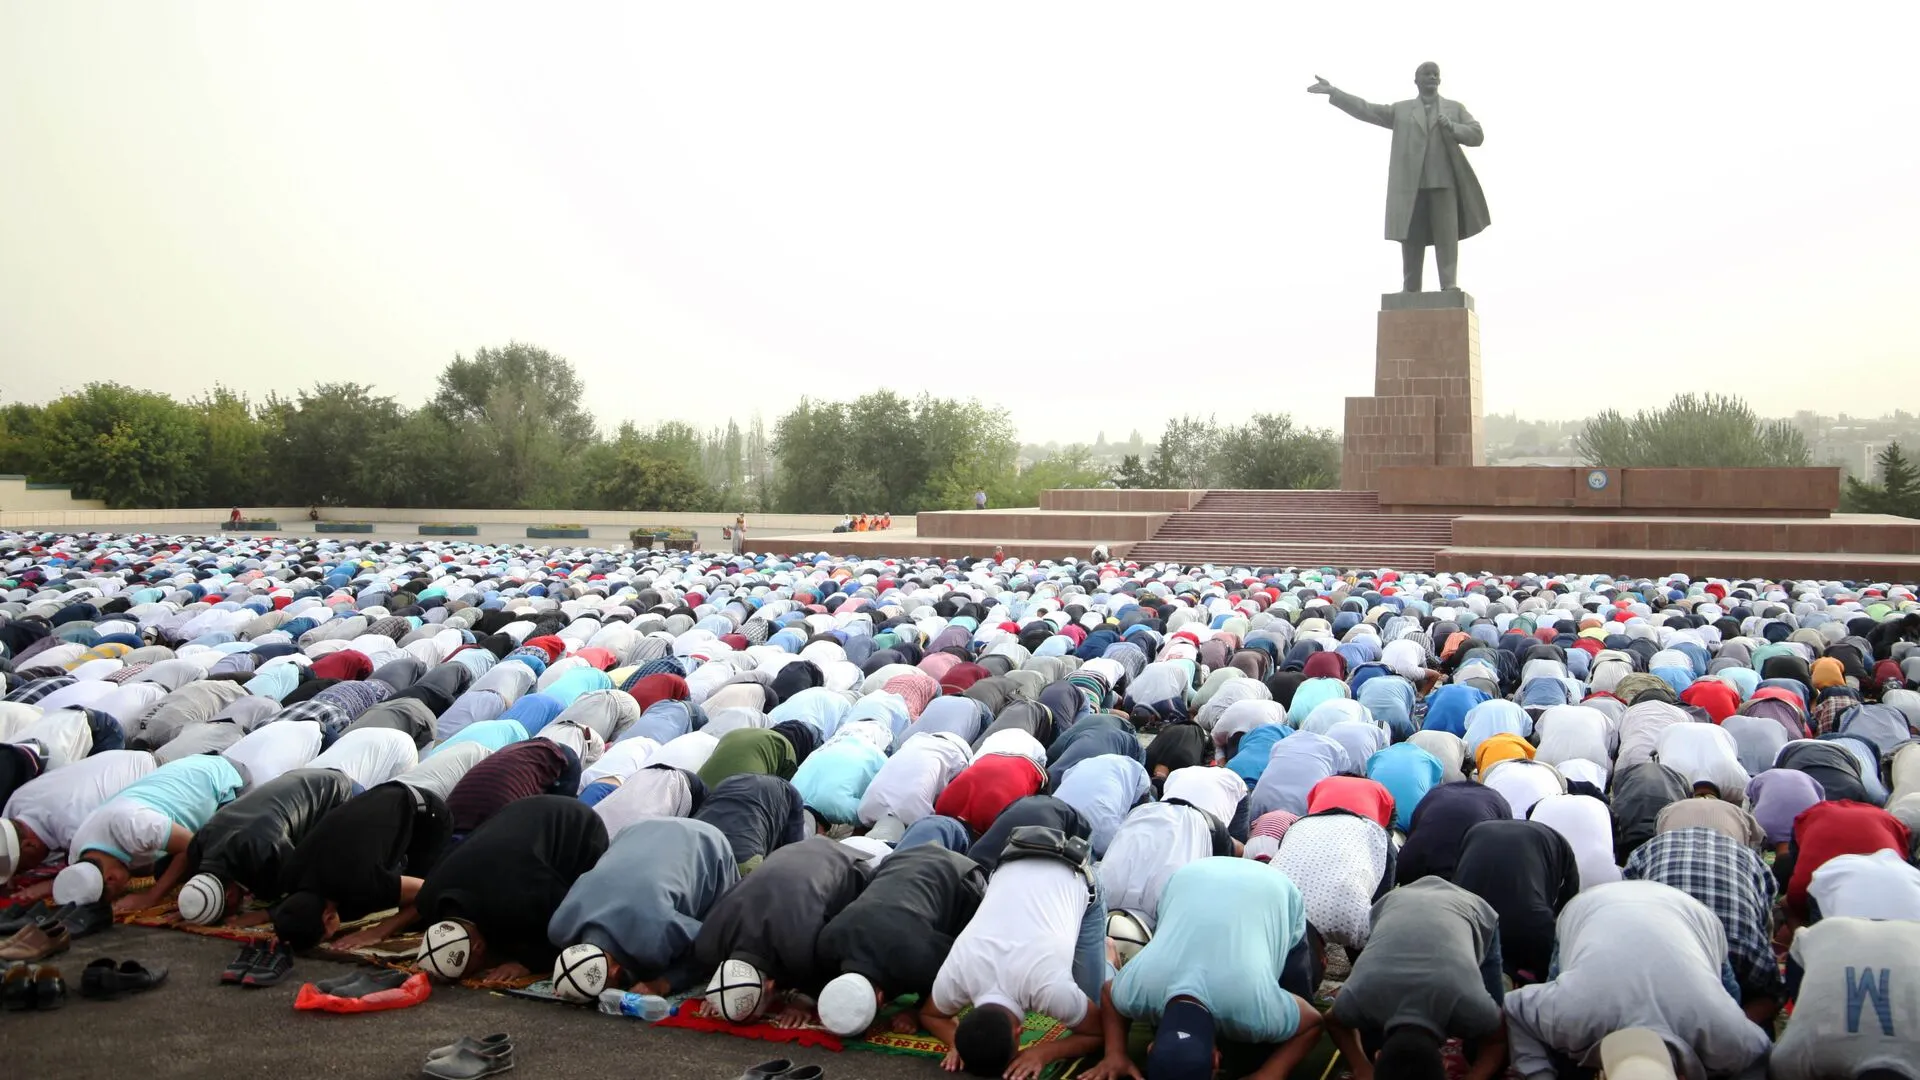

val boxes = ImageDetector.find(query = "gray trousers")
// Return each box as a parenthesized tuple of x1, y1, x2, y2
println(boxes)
(1401, 186, 1459, 291)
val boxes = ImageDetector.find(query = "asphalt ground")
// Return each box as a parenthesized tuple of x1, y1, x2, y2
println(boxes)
(6, 926, 930, 1080)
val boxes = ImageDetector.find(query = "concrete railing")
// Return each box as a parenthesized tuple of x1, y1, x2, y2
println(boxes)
(0, 505, 866, 533)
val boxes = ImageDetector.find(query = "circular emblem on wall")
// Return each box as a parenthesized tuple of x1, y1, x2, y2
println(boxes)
(1586, 469, 1609, 491)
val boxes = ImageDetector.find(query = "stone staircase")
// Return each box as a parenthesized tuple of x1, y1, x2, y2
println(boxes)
(1125, 490, 1456, 570)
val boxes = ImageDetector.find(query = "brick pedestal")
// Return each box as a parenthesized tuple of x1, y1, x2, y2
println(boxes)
(1341, 291, 1484, 491)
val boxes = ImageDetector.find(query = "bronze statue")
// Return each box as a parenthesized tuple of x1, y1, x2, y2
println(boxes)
(1309, 63, 1489, 292)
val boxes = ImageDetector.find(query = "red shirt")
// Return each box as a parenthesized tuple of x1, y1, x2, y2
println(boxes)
(1681, 680, 1740, 723)
(1305, 775, 1396, 829)
(933, 754, 1044, 835)
(1787, 800, 1912, 913)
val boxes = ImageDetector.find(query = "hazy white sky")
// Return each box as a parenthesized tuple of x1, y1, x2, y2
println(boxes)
(3, 3, 1917, 445)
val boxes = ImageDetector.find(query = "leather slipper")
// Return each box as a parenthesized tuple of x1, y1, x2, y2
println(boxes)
(781, 1070, 822, 1080)
(428, 1033, 512, 1061)
(738, 1061, 796, 1080)
(61, 900, 113, 939)
(84, 959, 168, 998)
(421, 1045, 513, 1079)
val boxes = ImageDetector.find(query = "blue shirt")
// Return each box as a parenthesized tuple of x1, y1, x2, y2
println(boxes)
(119, 754, 244, 833)
(791, 737, 886, 825)
(1053, 754, 1151, 857)
(1112, 857, 1306, 1042)
(1365, 742, 1443, 831)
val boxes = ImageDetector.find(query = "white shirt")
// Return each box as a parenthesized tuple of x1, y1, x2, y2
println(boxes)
(932, 858, 1091, 1025)
(1533, 705, 1614, 768)
(1808, 849, 1920, 921)
(858, 731, 971, 827)
(307, 728, 418, 789)
(395, 740, 491, 801)
(221, 720, 322, 787)
(1653, 723, 1750, 804)
(1099, 801, 1218, 930)
(1529, 794, 1623, 893)
(1162, 765, 1246, 829)
(1482, 759, 1566, 819)
(2, 749, 157, 854)
(581, 737, 658, 788)
(8, 708, 94, 769)
(648, 731, 718, 775)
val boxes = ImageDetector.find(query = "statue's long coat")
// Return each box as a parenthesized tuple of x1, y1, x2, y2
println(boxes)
(1328, 89, 1491, 243)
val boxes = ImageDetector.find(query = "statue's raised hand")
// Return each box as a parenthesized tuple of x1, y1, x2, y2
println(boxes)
(1306, 75, 1333, 95)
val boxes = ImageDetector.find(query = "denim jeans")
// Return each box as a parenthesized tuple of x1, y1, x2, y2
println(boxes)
(1072, 878, 1116, 1000)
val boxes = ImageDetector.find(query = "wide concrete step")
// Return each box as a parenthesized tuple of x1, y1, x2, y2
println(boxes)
(1435, 545, 1920, 580)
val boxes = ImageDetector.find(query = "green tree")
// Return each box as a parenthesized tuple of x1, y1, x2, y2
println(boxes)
(190, 387, 271, 507)
(1844, 441, 1920, 517)
(0, 402, 50, 479)
(1113, 453, 1150, 489)
(36, 383, 203, 507)
(429, 343, 597, 508)
(1576, 393, 1812, 468)
(352, 409, 470, 508)
(1147, 416, 1220, 488)
(1212, 413, 1341, 489)
(267, 383, 405, 505)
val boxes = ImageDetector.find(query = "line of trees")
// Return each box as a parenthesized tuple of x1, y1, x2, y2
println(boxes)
(5, 343, 1348, 514)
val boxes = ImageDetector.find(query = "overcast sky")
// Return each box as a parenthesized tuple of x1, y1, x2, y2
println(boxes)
(4, 4, 1916, 446)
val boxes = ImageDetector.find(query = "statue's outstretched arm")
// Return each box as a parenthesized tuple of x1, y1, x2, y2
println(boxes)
(1317, 83, 1393, 130)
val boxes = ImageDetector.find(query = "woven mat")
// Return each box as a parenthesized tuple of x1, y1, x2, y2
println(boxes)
(108, 873, 540, 991)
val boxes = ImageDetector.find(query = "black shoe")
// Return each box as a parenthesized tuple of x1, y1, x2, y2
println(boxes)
(242, 941, 293, 988)
(2, 963, 33, 1011)
(34, 965, 66, 1010)
(221, 942, 264, 985)
(61, 901, 112, 940)
(0, 901, 50, 937)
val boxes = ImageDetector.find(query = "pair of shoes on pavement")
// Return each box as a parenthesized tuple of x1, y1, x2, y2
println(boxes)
(2, 961, 66, 1010)
(220, 940, 293, 988)
(311, 968, 409, 998)
(0, 921, 69, 963)
(80, 958, 168, 999)
(423, 1032, 513, 1079)
(738, 1060, 825, 1080)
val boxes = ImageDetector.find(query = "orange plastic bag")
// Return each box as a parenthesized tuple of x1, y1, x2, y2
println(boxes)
(293, 971, 432, 1013)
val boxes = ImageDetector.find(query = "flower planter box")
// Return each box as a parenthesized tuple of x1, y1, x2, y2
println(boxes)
(221, 520, 278, 531)
(419, 525, 479, 537)
(629, 527, 698, 551)
(527, 527, 589, 540)
(318, 522, 374, 534)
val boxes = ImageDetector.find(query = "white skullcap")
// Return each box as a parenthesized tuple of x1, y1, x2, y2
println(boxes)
(818, 972, 879, 1036)
(54, 860, 104, 905)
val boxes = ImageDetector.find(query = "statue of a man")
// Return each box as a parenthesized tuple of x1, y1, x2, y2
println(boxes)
(1309, 63, 1490, 292)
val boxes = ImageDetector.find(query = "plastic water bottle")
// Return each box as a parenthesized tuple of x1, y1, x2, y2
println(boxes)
(597, 988, 672, 1021)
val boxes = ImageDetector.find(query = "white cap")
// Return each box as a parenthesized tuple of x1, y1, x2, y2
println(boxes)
(53, 860, 104, 905)
(1600, 1029, 1678, 1080)
(179, 873, 226, 925)
(417, 919, 476, 980)
(706, 958, 765, 1022)
(818, 972, 878, 1036)
(866, 813, 907, 844)
(0, 819, 17, 883)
